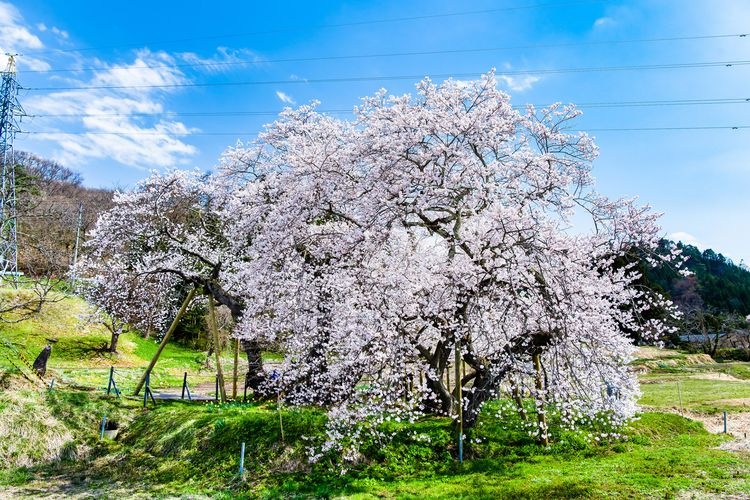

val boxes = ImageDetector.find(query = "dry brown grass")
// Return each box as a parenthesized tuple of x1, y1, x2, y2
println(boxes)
(0, 384, 77, 468)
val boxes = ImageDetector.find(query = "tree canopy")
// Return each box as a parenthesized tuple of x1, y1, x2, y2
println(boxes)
(81, 72, 679, 452)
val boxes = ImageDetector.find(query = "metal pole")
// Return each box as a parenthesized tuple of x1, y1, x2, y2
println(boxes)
(724, 411, 728, 433)
(100, 415, 107, 440)
(182, 372, 187, 400)
(107, 366, 114, 395)
(239, 442, 246, 476)
(143, 371, 149, 408)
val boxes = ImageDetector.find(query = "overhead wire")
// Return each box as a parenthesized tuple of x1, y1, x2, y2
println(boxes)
(24, 0, 606, 56)
(25, 60, 750, 92)
(22, 97, 750, 119)
(20, 32, 749, 75)
(18, 125, 750, 137)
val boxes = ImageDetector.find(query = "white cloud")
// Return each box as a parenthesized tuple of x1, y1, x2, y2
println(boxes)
(668, 231, 703, 249)
(0, 2, 50, 71)
(26, 50, 198, 170)
(593, 17, 615, 28)
(497, 74, 540, 92)
(275, 90, 295, 105)
(179, 46, 262, 73)
(92, 49, 188, 90)
(51, 26, 69, 39)
(36, 22, 47, 32)
(0, 2, 42, 49)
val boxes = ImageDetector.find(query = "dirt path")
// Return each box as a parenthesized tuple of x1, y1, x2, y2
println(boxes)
(0, 477, 206, 499)
(674, 409, 750, 452)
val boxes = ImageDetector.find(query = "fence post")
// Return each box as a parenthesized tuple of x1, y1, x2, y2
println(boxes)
(100, 415, 107, 440)
(724, 410, 728, 433)
(239, 442, 246, 476)
(107, 366, 114, 395)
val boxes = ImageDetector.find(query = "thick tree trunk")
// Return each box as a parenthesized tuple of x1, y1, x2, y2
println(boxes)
(109, 332, 120, 353)
(421, 341, 454, 415)
(241, 339, 265, 396)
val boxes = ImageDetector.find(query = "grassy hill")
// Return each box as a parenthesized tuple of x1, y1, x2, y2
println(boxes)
(2, 291, 750, 497)
(0, 291, 244, 394)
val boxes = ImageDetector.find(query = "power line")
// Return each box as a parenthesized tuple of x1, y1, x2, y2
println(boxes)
(26, 60, 750, 92)
(19, 125, 750, 137)
(586, 125, 750, 131)
(23, 97, 750, 119)
(24, 0, 604, 56)
(21, 32, 749, 75)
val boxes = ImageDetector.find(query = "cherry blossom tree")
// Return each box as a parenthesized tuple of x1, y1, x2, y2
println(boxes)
(221, 71, 677, 444)
(85, 71, 677, 450)
(76, 257, 179, 352)
(80, 170, 265, 387)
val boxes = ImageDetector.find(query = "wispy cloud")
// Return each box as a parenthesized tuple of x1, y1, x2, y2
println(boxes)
(179, 46, 263, 73)
(26, 49, 198, 170)
(0, 1, 50, 70)
(275, 90, 295, 105)
(497, 74, 540, 92)
(593, 17, 615, 28)
(51, 26, 69, 40)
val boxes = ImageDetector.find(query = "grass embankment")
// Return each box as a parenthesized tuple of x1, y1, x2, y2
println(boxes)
(0, 291, 246, 394)
(2, 295, 750, 497)
(1, 389, 748, 498)
(636, 347, 750, 413)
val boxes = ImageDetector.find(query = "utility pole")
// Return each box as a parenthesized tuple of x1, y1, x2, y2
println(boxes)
(71, 202, 83, 281)
(0, 55, 23, 285)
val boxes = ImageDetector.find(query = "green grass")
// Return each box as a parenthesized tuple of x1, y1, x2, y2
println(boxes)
(0, 289, 246, 395)
(639, 368, 750, 413)
(2, 292, 750, 497)
(3, 390, 746, 499)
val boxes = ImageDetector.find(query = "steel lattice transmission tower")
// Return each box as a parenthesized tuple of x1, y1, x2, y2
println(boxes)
(0, 54, 23, 283)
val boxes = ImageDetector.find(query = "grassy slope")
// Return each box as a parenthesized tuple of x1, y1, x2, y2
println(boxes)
(2, 393, 748, 498)
(636, 347, 750, 413)
(2, 299, 750, 497)
(0, 292, 242, 393)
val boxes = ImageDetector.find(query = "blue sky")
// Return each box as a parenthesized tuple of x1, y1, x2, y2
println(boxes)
(4, 0, 750, 263)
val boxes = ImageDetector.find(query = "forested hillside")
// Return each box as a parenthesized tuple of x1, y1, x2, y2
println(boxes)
(14, 152, 113, 277)
(648, 241, 750, 316)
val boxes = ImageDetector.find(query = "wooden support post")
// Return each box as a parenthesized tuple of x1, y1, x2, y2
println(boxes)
(233, 338, 239, 400)
(455, 340, 463, 463)
(446, 362, 451, 396)
(134, 288, 196, 396)
(208, 298, 227, 403)
(533, 351, 549, 446)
